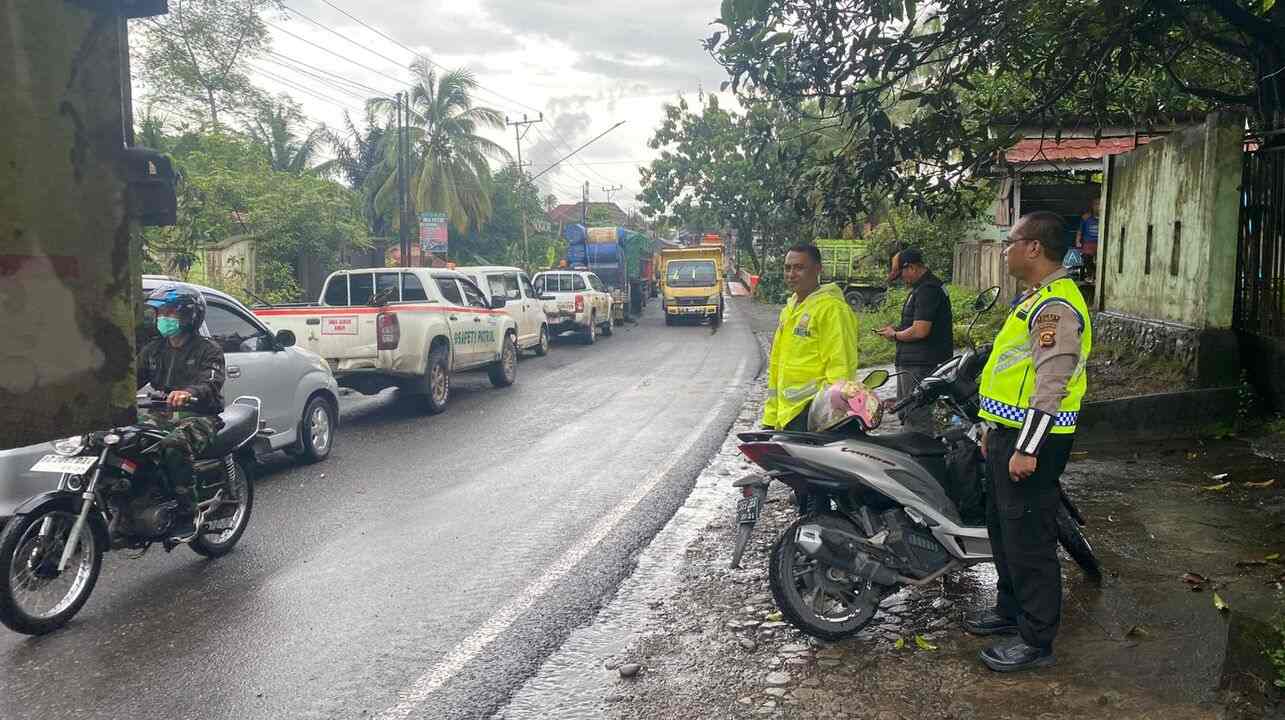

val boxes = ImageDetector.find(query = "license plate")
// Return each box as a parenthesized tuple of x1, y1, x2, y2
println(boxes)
(735, 495, 760, 524)
(681, 307, 706, 314)
(30, 455, 98, 475)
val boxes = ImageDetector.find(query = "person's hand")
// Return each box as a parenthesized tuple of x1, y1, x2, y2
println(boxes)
(167, 390, 193, 409)
(876, 326, 898, 341)
(1009, 451, 1037, 481)
(979, 427, 989, 459)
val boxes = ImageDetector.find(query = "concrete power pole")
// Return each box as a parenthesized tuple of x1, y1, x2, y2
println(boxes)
(2, 1, 167, 446)
(506, 113, 542, 270)
(582, 181, 590, 227)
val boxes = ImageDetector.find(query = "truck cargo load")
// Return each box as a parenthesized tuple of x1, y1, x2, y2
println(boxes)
(815, 238, 888, 310)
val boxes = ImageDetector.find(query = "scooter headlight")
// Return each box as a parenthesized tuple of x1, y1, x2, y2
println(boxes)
(52, 435, 86, 457)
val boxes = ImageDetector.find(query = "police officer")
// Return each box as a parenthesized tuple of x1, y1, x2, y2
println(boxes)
(763, 243, 860, 431)
(963, 211, 1092, 672)
(137, 285, 226, 512)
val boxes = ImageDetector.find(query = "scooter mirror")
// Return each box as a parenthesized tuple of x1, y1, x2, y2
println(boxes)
(973, 286, 1001, 313)
(862, 369, 890, 389)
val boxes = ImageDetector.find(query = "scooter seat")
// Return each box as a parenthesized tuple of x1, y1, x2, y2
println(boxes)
(862, 431, 947, 457)
(197, 405, 257, 460)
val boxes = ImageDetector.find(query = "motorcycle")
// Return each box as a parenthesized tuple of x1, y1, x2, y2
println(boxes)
(0, 393, 260, 635)
(728, 286, 1101, 640)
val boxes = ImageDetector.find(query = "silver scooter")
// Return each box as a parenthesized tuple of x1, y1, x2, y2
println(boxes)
(730, 287, 1100, 640)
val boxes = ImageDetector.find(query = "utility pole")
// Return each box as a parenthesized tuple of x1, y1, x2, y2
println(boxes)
(506, 113, 543, 270)
(582, 181, 590, 227)
(602, 184, 622, 205)
(396, 92, 408, 267)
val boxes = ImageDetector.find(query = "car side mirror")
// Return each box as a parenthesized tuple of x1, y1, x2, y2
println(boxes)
(490, 296, 507, 309)
(275, 329, 296, 348)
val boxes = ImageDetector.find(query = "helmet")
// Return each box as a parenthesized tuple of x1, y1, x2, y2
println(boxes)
(807, 380, 884, 433)
(145, 284, 207, 333)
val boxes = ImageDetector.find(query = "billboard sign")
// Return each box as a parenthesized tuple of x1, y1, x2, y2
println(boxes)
(419, 212, 448, 255)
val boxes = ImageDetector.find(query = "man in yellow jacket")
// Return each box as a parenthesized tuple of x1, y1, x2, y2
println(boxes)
(763, 243, 860, 430)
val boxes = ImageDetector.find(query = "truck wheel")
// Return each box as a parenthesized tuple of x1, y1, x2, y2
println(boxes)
(419, 344, 451, 414)
(602, 317, 614, 336)
(488, 333, 518, 387)
(583, 315, 597, 345)
(665, 313, 675, 326)
(844, 291, 867, 312)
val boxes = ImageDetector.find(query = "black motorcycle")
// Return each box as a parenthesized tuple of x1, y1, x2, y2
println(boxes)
(0, 394, 260, 635)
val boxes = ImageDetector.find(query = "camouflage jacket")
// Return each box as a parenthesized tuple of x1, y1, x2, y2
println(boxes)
(137, 335, 226, 415)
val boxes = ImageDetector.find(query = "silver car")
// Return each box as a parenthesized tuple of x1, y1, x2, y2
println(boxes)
(0, 279, 340, 519)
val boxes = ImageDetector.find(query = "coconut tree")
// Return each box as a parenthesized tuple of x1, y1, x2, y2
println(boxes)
(246, 96, 328, 175)
(368, 59, 511, 233)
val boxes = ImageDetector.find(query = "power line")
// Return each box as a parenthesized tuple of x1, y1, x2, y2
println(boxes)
(313, 0, 543, 116)
(266, 20, 411, 90)
(281, 4, 412, 73)
(255, 57, 374, 104)
(250, 64, 368, 116)
(264, 50, 394, 97)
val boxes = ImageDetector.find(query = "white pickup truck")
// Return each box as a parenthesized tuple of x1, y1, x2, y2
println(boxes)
(253, 268, 519, 414)
(531, 270, 614, 345)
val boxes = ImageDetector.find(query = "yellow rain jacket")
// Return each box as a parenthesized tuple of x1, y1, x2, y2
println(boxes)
(763, 283, 860, 429)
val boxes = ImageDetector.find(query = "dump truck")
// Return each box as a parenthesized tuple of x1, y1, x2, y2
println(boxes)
(562, 225, 651, 322)
(815, 238, 888, 311)
(659, 245, 725, 326)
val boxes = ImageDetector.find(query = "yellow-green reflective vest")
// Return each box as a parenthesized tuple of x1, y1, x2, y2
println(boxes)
(763, 283, 860, 429)
(978, 278, 1092, 434)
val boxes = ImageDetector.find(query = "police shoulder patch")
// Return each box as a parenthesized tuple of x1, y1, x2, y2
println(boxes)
(1039, 330, 1057, 348)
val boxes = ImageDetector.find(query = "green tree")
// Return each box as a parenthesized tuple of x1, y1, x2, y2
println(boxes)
(246, 96, 328, 175)
(132, 0, 283, 125)
(638, 95, 821, 273)
(710, 0, 1284, 218)
(368, 60, 511, 235)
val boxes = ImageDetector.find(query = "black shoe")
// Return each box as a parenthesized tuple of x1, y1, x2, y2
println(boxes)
(979, 637, 1055, 672)
(962, 607, 1018, 636)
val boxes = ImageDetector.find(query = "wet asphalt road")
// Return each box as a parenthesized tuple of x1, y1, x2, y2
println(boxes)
(0, 300, 760, 720)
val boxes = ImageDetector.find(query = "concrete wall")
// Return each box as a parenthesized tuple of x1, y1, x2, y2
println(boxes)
(1097, 113, 1243, 327)
(0, 2, 138, 448)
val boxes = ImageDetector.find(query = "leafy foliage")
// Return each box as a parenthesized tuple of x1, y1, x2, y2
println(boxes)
(245, 96, 329, 175)
(132, 0, 284, 125)
(710, 0, 1284, 219)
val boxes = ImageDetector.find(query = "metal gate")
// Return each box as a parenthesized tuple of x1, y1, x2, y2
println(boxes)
(1234, 142, 1285, 336)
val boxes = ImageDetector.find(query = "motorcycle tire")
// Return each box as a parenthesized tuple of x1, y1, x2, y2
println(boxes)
(769, 513, 883, 641)
(0, 508, 103, 635)
(191, 458, 254, 558)
(1056, 506, 1102, 583)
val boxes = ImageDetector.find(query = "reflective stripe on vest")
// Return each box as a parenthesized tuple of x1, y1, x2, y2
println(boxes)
(780, 380, 820, 404)
(977, 278, 1092, 433)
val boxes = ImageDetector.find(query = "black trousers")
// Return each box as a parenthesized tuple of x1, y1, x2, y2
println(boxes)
(984, 428, 1074, 650)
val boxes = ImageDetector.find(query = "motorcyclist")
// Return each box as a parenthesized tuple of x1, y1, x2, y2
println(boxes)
(137, 284, 226, 513)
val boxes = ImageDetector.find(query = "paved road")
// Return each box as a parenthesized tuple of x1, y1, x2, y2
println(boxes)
(0, 300, 759, 720)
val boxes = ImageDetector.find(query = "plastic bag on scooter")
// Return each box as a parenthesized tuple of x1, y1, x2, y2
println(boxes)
(807, 380, 883, 433)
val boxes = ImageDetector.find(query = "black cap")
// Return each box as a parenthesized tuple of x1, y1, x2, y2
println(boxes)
(898, 247, 925, 266)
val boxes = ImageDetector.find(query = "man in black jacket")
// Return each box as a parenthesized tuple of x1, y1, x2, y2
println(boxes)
(877, 248, 953, 433)
(138, 284, 226, 509)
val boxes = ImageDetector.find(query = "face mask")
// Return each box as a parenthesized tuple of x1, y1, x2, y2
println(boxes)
(157, 316, 183, 338)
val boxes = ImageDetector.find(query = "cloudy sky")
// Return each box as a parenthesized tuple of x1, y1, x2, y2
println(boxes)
(242, 0, 736, 211)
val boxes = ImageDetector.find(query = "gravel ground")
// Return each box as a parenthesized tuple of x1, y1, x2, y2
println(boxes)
(595, 299, 1279, 720)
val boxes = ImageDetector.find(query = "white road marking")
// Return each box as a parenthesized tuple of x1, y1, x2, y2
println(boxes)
(376, 357, 750, 719)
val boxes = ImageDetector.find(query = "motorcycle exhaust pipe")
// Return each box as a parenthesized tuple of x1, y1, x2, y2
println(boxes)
(794, 524, 900, 586)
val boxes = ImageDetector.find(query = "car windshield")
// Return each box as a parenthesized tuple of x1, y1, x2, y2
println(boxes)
(666, 260, 716, 287)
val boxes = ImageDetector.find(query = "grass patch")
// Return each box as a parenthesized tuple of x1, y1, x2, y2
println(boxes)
(856, 285, 1006, 368)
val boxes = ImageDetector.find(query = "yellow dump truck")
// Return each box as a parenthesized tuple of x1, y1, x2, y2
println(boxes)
(659, 246, 725, 326)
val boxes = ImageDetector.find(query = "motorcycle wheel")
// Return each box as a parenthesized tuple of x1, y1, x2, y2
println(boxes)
(1056, 507, 1102, 583)
(769, 512, 883, 641)
(191, 458, 254, 558)
(0, 508, 103, 635)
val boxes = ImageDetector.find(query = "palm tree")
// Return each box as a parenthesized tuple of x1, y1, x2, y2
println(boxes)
(247, 96, 328, 175)
(368, 59, 511, 234)
(326, 108, 393, 239)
